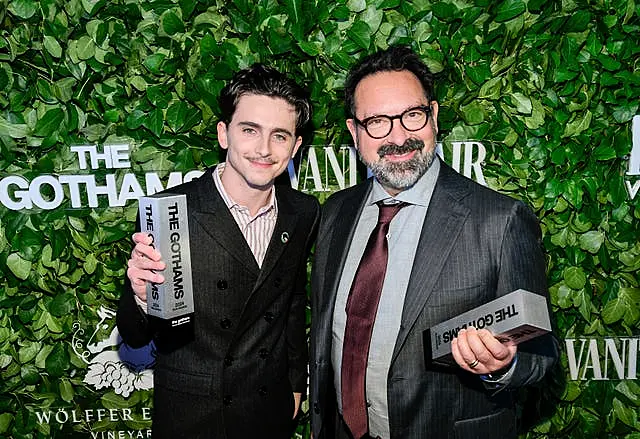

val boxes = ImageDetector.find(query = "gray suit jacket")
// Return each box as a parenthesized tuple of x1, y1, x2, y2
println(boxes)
(117, 167, 320, 439)
(310, 160, 558, 439)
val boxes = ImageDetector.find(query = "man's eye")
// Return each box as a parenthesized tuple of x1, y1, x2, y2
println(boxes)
(273, 134, 287, 142)
(367, 117, 385, 126)
(242, 128, 256, 134)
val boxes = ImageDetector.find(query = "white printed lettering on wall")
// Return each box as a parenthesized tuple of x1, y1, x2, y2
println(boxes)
(565, 338, 639, 381)
(625, 115, 640, 199)
(0, 142, 488, 210)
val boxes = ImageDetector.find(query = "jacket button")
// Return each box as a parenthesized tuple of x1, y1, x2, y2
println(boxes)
(217, 279, 228, 290)
(264, 312, 275, 323)
(273, 277, 282, 287)
(224, 355, 234, 366)
(313, 402, 320, 414)
(258, 385, 268, 396)
(220, 318, 232, 329)
(258, 348, 269, 359)
(223, 395, 233, 406)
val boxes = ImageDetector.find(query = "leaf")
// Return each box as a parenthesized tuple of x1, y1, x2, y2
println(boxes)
(461, 102, 485, 125)
(49, 292, 76, 317)
(76, 35, 96, 60)
(283, 0, 301, 24)
(564, 266, 586, 289)
(592, 145, 617, 161)
(562, 110, 592, 138)
(7, 253, 32, 280)
(60, 379, 75, 402)
(45, 343, 69, 378)
(597, 53, 622, 71)
(13, 226, 44, 261)
(299, 41, 321, 56)
(84, 252, 98, 274)
(613, 397, 638, 428)
(465, 64, 492, 85)
(347, 0, 366, 12)
(550, 227, 569, 248)
(126, 109, 146, 129)
(478, 77, 502, 99)
(21, 364, 41, 385)
(602, 297, 626, 324)
(579, 231, 604, 254)
(167, 101, 187, 132)
(495, 0, 525, 22)
(43, 36, 63, 58)
(162, 11, 185, 35)
(34, 108, 65, 137)
(54, 77, 77, 102)
(143, 54, 166, 75)
(511, 93, 532, 114)
(612, 103, 639, 123)
(0, 413, 13, 434)
(8, 0, 37, 19)
(347, 21, 371, 50)
(143, 108, 164, 137)
(615, 381, 640, 406)
(18, 341, 41, 363)
(0, 115, 28, 138)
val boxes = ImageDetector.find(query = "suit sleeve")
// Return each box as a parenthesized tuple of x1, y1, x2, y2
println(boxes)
(287, 199, 321, 396)
(495, 201, 559, 389)
(116, 214, 154, 348)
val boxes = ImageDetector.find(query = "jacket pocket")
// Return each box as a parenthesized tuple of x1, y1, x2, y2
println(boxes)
(453, 408, 516, 439)
(154, 366, 212, 396)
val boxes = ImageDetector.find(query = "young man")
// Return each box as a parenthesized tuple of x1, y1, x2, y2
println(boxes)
(117, 64, 320, 439)
(310, 46, 558, 439)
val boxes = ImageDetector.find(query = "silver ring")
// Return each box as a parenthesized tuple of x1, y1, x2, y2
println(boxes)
(468, 359, 479, 369)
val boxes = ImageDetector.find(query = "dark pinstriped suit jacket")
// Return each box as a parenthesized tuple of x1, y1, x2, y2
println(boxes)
(310, 159, 558, 439)
(117, 167, 320, 439)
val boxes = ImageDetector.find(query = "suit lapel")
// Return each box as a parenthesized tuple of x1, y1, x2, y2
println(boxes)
(191, 168, 260, 277)
(391, 164, 471, 363)
(252, 189, 299, 291)
(320, 182, 373, 317)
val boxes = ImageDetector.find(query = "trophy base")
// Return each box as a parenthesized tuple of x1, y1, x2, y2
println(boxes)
(148, 313, 195, 353)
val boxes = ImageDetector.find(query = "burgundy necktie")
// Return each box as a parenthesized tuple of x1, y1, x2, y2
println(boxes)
(341, 201, 406, 439)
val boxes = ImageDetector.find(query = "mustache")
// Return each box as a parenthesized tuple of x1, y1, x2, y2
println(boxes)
(377, 138, 424, 158)
(247, 157, 277, 164)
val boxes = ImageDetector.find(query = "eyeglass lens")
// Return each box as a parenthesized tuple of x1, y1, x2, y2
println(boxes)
(363, 107, 430, 138)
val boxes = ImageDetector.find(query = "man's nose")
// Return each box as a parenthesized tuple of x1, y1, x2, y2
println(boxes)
(384, 119, 411, 146)
(255, 136, 271, 156)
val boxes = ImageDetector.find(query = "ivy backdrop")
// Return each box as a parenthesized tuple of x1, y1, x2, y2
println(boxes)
(1, 0, 639, 437)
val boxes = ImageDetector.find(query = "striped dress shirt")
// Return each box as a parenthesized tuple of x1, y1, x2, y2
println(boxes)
(213, 162, 277, 268)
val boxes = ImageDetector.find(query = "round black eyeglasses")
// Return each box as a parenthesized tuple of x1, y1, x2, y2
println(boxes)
(353, 105, 432, 139)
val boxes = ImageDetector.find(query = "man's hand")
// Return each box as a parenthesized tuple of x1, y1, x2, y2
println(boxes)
(127, 232, 166, 302)
(292, 392, 302, 419)
(451, 327, 517, 374)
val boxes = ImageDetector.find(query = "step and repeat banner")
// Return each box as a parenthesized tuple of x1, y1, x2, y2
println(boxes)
(1, 1, 639, 438)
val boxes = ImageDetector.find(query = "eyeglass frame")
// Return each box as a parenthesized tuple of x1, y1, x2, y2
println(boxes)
(352, 105, 433, 139)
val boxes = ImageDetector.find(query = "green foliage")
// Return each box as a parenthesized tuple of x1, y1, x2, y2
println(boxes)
(1, 0, 639, 438)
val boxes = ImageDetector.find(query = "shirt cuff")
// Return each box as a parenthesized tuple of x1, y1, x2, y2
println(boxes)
(134, 294, 148, 313)
(480, 353, 518, 385)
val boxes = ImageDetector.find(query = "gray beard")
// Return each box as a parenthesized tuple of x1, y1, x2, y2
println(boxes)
(359, 138, 436, 192)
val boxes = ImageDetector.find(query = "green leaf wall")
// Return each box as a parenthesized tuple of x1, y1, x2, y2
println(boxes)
(1, 0, 639, 437)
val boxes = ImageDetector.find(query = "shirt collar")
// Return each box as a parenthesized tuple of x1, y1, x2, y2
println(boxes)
(370, 157, 440, 206)
(212, 162, 277, 214)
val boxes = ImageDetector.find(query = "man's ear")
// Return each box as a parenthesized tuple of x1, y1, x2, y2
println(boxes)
(292, 136, 303, 158)
(430, 101, 439, 134)
(346, 119, 358, 148)
(217, 121, 229, 150)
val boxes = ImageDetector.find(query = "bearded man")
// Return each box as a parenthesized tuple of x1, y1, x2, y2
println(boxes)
(309, 46, 558, 439)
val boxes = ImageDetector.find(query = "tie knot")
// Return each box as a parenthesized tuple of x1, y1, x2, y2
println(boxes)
(376, 201, 407, 224)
